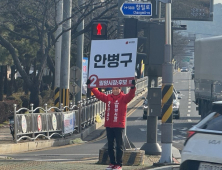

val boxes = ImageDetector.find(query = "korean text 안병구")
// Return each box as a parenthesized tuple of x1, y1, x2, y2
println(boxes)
(94, 53, 132, 68)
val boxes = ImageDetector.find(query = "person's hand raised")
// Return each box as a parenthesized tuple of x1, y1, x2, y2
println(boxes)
(131, 79, 136, 89)
(86, 79, 91, 85)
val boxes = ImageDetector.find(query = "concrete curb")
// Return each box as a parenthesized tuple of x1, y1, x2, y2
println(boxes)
(80, 118, 105, 139)
(0, 137, 73, 154)
(150, 165, 180, 170)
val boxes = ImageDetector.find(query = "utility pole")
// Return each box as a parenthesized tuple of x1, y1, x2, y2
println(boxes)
(60, 0, 72, 108)
(140, 0, 162, 155)
(86, 2, 93, 99)
(159, 0, 173, 163)
(54, 0, 63, 108)
(118, 0, 126, 94)
(141, 76, 162, 155)
(158, 1, 161, 18)
(75, 0, 84, 104)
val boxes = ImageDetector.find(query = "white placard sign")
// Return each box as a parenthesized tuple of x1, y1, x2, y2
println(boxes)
(63, 112, 74, 134)
(52, 114, 57, 131)
(88, 38, 138, 88)
(21, 115, 27, 133)
(37, 115, 42, 131)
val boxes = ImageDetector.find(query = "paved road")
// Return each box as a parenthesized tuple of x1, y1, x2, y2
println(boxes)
(126, 71, 200, 152)
(171, 71, 200, 151)
(0, 72, 200, 162)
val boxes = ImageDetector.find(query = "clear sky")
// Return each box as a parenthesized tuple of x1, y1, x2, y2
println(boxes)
(214, 0, 222, 4)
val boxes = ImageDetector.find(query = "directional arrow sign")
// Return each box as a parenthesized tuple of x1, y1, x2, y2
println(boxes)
(120, 2, 152, 16)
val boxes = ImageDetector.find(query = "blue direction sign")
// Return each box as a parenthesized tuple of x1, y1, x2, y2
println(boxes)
(120, 2, 152, 16)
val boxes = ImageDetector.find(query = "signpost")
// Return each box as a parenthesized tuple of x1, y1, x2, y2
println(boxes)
(120, 2, 152, 16)
(88, 38, 138, 88)
(82, 57, 88, 95)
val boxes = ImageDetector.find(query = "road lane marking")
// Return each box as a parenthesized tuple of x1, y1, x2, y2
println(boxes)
(188, 119, 192, 122)
(139, 128, 146, 131)
(127, 100, 144, 117)
(179, 131, 187, 134)
(188, 102, 191, 104)
(173, 141, 180, 143)
(187, 114, 190, 117)
(177, 135, 186, 139)
(188, 106, 191, 108)
(188, 110, 191, 112)
(135, 117, 142, 122)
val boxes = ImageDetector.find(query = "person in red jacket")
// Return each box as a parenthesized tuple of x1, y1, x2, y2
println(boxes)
(87, 79, 136, 170)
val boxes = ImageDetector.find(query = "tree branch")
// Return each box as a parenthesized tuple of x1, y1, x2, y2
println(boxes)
(0, 35, 32, 88)
(2, 25, 40, 43)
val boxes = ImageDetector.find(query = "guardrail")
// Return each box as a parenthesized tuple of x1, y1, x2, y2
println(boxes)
(12, 77, 148, 143)
(13, 104, 75, 142)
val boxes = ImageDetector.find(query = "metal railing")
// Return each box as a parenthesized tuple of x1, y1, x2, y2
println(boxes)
(13, 104, 71, 142)
(12, 77, 148, 143)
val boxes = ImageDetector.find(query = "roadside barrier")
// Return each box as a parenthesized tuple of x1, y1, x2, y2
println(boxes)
(12, 77, 148, 143)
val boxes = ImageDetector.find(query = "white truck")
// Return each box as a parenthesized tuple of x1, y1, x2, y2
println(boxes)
(194, 35, 222, 119)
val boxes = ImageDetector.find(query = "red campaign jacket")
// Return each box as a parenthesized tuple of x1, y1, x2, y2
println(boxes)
(91, 88, 136, 128)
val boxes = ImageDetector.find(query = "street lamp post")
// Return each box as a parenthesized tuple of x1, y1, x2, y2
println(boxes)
(159, 1, 173, 163)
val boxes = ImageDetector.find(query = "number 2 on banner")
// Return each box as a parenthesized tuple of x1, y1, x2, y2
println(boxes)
(90, 76, 97, 87)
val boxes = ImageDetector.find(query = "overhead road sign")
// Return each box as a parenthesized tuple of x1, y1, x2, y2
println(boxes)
(161, 0, 213, 21)
(120, 2, 152, 16)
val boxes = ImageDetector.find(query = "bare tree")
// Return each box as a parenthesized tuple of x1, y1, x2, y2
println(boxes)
(173, 31, 189, 66)
(0, 0, 118, 107)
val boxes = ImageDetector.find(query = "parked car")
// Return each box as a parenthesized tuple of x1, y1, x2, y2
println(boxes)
(181, 67, 188, 72)
(180, 101, 222, 170)
(173, 88, 181, 119)
(174, 87, 180, 97)
(191, 70, 195, 79)
(142, 88, 181, 119)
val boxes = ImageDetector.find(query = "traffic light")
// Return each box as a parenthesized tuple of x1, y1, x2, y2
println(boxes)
(124, 18, 147, 79)
(124, 18, 166, 77)
(146, 23, 165, 77)
(124, 18, 138, 38)
(91, 21, 108, 40)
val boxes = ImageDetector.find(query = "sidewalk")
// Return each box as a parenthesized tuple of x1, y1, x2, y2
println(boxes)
(0, 90, 181, 170)
(0, 125, 180, 170)
(0, 156, 180, 170)
(0, 127, 12, 144)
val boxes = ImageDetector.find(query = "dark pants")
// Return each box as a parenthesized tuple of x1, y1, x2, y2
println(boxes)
(106, 127, 124, 167)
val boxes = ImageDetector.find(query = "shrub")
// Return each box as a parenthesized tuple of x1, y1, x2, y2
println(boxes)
(40, 89, 54, 106)
(0, 100, 18, 124)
